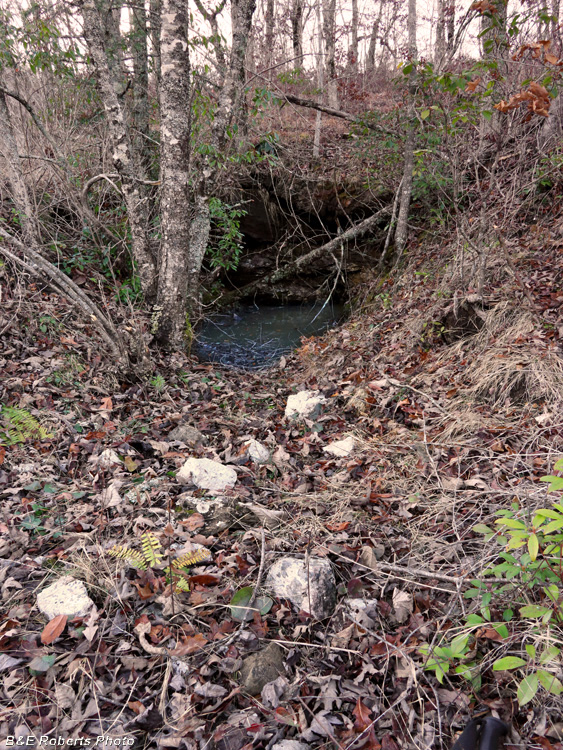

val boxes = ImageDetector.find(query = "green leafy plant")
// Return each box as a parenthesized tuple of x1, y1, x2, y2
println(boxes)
(229, 586, 273, 622)
(150, 374, 166, 392)
(207, 197, 247, 271)
(0, 406, 53, 445)
(108, 532, 211, 592)
(492, 644, 563, 706)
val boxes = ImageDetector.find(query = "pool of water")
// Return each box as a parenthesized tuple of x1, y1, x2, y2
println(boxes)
(193, 301, 345, 369)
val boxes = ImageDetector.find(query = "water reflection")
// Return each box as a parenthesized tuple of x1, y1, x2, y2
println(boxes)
(194, 301, 345, 369)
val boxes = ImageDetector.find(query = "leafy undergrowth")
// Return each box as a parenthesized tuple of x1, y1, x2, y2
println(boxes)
(1, 233, 563, 750)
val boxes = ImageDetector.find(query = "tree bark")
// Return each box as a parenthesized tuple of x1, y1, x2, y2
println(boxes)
(149, 0, 162, 97)
(265, 0, 275, 75)
(394, 0, 417, 259)
(323, 0, 338, 108)
(349, 0, 359, 72)
(153, 0, 192, 348)
(435, 0, 446, 67)
(366, 3, 383, 70)
(290, 0, 303, 61)
(79, 0, 157, 299)
(0, 84, 41, 246)
(129, 0, 152, 178)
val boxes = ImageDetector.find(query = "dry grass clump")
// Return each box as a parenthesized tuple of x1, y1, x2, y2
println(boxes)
(457, 302, 563, 407)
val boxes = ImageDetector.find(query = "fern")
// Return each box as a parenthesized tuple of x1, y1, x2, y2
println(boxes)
(141, 531, 164, 567)
(108, 544, 147, 570)
(0, 405, 53, 445)
(108, 533, 211, 592)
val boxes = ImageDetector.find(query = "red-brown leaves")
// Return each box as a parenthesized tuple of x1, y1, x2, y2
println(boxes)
(495, 82, 551, 119)
(41, 614, 67, 645)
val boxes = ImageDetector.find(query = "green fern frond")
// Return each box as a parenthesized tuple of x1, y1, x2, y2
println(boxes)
(172, 576, 191, 592)
(172, 548, 212, 570)
(0, 405, 53, 445)
(108, 544, 147, 570)
(141, 531, 163, 567)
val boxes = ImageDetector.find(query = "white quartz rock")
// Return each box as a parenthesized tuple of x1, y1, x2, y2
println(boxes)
(37, 576, 94, 620)
(177, 457, 237, 492)
(285, 391, 326, 420)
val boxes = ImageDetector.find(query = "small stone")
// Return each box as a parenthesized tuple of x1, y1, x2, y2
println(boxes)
(285, 391, 326, 420)
(93, 449, 121, 469)
(178, 494, 233, 535)
(177, 458, 237, 492)
(245, 439, 270, 464)
(266, 557, 336, 619)
(37, 576, 94, 620)
(323, 436, 355, 457)
(240, 642, 285, 694)
(168, 424, 206, 447)
(271, 742, 310, 750)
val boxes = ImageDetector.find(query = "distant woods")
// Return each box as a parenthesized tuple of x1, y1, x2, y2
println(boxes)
(0, 0, 561, 374)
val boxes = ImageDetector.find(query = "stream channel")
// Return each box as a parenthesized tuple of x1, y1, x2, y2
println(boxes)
(194, 301, 346, 369)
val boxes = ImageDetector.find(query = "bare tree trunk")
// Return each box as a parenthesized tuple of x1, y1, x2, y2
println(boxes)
(446, 0, 455, 54)
(394, 0, 417, 259)
(323, 0, 338, 108)
(79, 0, 157, 298)
(129, 0, 152, 178)
(366, 3, 383, 70)
(265, 0, 275, 75)
(227, 0, 257, 135)
(349, 0, 358, 72)
(290, 0, 303, 61)
(435, 0, 446, 67)
(314, 0, 324, 157)
(0, 86, 41, 245)
(153, 0, 191, 348)
(149, 0, 161, 100)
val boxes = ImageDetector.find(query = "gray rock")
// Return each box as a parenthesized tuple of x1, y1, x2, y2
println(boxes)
(244, 439, 270, 464)
(323, 436, 355, 457)
(168, 424, 206, 447)
(37, 576, 94, 620)
(177, 457, 237, 492)
(271, 742, 309, 750)
(266, 557, 336, 619)
(240, 642, 285, 694)
(285, 391, 326, 420)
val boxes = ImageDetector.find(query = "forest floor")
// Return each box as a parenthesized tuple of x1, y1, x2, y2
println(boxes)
(1, 225, 563, 750)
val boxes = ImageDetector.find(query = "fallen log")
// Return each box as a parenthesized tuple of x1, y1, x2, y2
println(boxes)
(221, 204, 392, 303)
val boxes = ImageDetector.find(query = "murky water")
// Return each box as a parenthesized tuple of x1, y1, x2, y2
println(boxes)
(194, 301, 345, 369)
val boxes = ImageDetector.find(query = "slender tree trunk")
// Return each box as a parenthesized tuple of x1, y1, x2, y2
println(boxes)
(290, 0, 303, 61)
(130, 0, 152, 178)
(79, 0, 157, 298)
(446, 0, 455, 54)
(366, 3, 383, 70)
(394, 0, 417, 259)
(349, 0, 358, 72)
(435, 0, 446, 67)
(227, 0, 257, 135)
(265, 0, 275, 75)
(149, 0, 162, 100)
(323, 0, 338, 108)
(153, 0, 191, 348)
(0, 86, 41, 245)
(313, 0, 324, 157)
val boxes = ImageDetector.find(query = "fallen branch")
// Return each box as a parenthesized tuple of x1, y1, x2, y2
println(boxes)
(223, 205, 391, 302)
(0, 228, 130, 369)
(281, 92, 395, 136)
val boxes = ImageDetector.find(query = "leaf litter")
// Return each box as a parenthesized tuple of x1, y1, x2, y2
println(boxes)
(1, 237, 563, 749)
